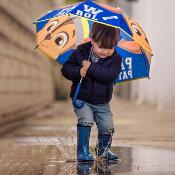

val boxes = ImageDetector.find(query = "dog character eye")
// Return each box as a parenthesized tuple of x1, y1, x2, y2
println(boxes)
(47, 21, 59, 31)
(54, 32, 68, 48)
(131, 23, 142, 36)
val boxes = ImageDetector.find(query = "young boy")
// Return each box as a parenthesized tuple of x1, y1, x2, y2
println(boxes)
(61, 22, 122, 162)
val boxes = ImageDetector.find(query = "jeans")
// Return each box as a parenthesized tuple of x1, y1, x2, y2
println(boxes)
(72, 100, 115, 135)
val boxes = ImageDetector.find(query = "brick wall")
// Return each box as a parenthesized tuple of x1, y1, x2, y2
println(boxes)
(0, 0, 56, 134)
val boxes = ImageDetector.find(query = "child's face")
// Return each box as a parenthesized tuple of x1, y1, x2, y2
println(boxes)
(91, 39, 115, 58)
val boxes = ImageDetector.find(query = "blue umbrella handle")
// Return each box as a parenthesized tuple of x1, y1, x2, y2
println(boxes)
(72, 46, 94, 109)
(72, 78, 85, 109)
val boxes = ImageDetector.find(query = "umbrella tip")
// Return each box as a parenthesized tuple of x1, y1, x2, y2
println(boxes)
(35, 45, 39, 49)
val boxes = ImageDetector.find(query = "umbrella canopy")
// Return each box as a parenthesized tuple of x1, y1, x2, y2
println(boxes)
(34, 0, 153, 83)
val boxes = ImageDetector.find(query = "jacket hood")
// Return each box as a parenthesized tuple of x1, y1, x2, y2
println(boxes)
(77, 42, 92, 59)
(77, 41, 92, 51)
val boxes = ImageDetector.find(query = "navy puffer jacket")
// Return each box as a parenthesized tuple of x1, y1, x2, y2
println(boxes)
(61, 42, 122, 105)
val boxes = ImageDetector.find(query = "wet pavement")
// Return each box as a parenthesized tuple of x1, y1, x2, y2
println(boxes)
(0, 100, 175, 174)
(1, 130, 175, 174)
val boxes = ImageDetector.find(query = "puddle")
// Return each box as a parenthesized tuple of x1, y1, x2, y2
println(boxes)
(0, 126, 175, 174)
(0, 142, 175, 174)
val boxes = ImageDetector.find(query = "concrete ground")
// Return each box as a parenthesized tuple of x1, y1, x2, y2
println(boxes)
(19, 97, 175, 150)
(9, 96, 175, 150)
(110, 97, 175, 150)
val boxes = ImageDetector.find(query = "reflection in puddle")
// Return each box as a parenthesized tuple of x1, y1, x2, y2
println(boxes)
(76, 161, 119, 175)
(77, 162, 94, 175)
(0, 127, 175, 174)
(0, 144, 175, 174)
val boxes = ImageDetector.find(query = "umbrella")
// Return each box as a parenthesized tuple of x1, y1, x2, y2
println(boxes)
(34, 0, 153, 107)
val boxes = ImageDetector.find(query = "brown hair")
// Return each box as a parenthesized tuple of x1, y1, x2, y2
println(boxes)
(91, 22, 120, 49)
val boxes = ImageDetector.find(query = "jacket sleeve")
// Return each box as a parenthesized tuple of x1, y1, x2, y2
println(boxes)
(61, 50, 81, 82)
(87, 55, 122, 84)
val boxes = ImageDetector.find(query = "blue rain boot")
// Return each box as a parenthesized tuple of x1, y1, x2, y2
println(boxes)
(95, 134, 118, 160)
(77, 124, 94, 162)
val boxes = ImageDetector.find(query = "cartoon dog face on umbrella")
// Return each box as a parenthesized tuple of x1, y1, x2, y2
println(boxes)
(117, 16, 152, 64)
(125, 16, 152, 55)
(36, 16, 87, 60)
